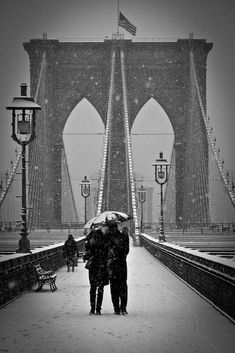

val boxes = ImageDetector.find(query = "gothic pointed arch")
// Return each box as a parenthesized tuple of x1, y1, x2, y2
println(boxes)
(24, 38, 212, 224)
(131, 97, 174, 223)
(62, 98, 104, 221)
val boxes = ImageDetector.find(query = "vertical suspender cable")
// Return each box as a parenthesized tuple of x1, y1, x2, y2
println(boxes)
(96, 47, 116, 215)
(120, 49, 139, 230)
(190, 50, 235, 209)
(28, 52, 47, 227)
(0, 53, 47, 214)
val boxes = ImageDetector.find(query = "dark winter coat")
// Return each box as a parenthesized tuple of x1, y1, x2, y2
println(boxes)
(84, 229, 109, 286)
(63, 236, 78, 266)
(107, 228, 129, 281)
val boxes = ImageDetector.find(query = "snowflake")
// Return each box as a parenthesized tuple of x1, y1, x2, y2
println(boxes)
(115, 94, 121, 101)
(8, 281, 17, 290)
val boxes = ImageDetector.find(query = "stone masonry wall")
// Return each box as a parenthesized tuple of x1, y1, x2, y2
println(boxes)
(23, 39, 212, 224)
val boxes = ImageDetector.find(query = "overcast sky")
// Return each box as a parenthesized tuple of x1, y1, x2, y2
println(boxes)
(0, 0, 234, 193)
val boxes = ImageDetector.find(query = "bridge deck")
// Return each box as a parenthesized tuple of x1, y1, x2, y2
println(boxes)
(0, 230, 84, 254)
(0, 240, 235, 353)
(147, 232, 235, 261)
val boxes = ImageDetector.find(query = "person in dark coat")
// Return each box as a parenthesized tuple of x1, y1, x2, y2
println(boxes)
(63, 234, 79, 272)
(107, 223, 129, 315)
(84, 228, 109, 315)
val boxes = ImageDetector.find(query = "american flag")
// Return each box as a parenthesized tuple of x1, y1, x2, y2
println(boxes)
(118, 12, 136, 36)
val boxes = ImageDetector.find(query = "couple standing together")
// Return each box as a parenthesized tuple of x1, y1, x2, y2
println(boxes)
(84, 222, 129, 316)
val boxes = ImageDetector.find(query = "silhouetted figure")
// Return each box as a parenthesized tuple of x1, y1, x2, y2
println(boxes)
(107, 223, 129, 315)
(84, 228, 109, 315)
(63, 234, 78, 272)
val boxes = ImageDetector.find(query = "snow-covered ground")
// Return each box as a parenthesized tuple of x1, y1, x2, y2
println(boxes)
(0, 239, 235, 353)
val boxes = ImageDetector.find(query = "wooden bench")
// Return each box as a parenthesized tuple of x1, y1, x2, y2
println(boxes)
(34, 264, 57, 292)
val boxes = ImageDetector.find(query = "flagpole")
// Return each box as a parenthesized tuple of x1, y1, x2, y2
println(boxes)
(117, 0, 119, 37)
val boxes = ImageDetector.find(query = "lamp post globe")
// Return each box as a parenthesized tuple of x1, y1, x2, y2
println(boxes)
(80, 176, 91, 224)
(152, 152, 170, 242)
(6, 83, 41, 253)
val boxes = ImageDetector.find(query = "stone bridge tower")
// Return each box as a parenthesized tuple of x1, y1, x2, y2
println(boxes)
(24, 37, 212, 224)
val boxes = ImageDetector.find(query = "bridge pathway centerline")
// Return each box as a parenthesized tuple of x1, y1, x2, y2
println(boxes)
(0, 239, 234, 353)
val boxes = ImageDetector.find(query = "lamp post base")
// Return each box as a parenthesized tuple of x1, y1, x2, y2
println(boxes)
(18, 236, 30, 253)
(158, 234, 165, 242)
(134, 233, 141, 246)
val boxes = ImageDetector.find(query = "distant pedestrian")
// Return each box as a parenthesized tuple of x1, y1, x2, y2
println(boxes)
(84, 227, 109, 315)
(63, 234, 79, 272)
(182, 223, 187, 234)
(107, 222, 129, 315)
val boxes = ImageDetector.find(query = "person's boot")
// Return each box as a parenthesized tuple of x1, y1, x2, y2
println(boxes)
(72, 266, 74, 272)
(113, 308, 120, 315)
(67, 266, 70, 272)
(121, 308, 128, 315)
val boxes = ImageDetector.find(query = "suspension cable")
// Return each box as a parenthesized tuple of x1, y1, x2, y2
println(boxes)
(190, 50, 235, 209)
(96, 49, 116, 215)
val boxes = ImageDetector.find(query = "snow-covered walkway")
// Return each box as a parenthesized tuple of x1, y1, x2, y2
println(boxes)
(1, 240, 235, 353)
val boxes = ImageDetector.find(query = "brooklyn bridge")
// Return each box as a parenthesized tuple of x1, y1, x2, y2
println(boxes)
(0, 34, 235, 352)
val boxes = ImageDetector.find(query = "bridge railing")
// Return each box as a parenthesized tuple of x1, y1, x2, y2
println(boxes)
(140, 222, 235, 234)
(0, 221, 85, 233)
(0, 237, 86, 308)
(140, 233, 235, 320)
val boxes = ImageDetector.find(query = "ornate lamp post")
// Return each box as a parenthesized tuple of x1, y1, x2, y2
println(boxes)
(80, 176, 91, 224)
(138, 185, 146, 233)
(6, 83, 41, 252)
(152, 152, 170, 242)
